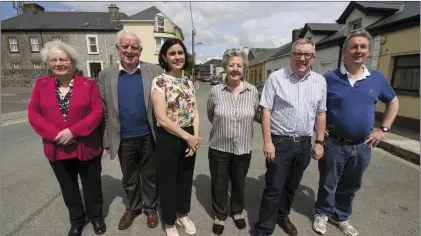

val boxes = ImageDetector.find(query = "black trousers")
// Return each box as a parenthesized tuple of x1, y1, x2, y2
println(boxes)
(50, 155, 103, 227)
(255, 136, 312, 235)
(208, 148, 251, 220)
(155, 127, 196, 225)
(118, 133, 158, 214)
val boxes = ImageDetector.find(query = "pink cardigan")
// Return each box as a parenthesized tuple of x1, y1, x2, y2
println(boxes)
(28, 75, 103, 161)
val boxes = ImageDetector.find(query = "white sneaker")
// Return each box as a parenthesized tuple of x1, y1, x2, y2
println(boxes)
(329, 218, 359, 236)
(176, 216, 196, 235)
(165, 224, 179, 236)
(313, 214, 328, 234)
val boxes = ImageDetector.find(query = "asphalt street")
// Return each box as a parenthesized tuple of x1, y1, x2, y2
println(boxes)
(1, 82, 419, 236)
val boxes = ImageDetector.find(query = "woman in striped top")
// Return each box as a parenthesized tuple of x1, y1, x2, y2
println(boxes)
(206, 48, 259, 235)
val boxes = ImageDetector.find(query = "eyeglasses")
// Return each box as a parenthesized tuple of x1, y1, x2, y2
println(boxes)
(49, 58, 71, 65)
(292, 52, 314, 59)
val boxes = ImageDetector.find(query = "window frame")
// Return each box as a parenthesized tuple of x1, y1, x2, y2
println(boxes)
(155, 37, 166, 54)
(350, 18, 362, 33)
(30, 37, 40, 52)
(9, 37, 19, 52)
(33, 61, 42, 69)
(390, 54, 420, 93)
(86, 34, 99, 54)
(156, 16, 165, 33)
(53, 37, 61, 42)
(12, 61, 21, 69)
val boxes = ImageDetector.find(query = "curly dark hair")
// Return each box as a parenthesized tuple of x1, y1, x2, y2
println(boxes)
(158, 38, 191, 71)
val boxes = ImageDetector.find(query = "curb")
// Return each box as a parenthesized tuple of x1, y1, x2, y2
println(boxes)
(377, 140, 420, 166)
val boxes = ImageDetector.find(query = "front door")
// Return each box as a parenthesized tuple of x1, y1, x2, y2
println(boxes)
(89, 62, 102, 78)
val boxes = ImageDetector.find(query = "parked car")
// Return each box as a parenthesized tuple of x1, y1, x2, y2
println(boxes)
(210, 78, 220, 85)
(254, 80, 267, 123)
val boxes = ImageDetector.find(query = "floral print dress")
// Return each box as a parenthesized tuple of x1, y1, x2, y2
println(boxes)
(152, 74, 196, 128)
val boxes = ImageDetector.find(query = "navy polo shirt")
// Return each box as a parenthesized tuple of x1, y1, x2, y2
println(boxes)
(118, 70, 150, 139)
(325, 67, 396, 140)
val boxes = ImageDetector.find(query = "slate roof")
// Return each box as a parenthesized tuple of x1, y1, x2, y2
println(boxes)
(336, 1, 404, 24)
(1, 11, 128, 31)
(267, 42, 294, 60)
(249, 48, 279, 66)
(315, 26, 346, 46)
(124, 6, 160, 21)
(299, 23, 344, 37)
(365, 1, 420, 31)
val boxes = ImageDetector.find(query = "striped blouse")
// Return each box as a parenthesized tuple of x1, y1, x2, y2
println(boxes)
(207, 81, 259, 155)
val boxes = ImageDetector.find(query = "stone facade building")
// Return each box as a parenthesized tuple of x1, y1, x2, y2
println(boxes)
(1, 3, 128, 86)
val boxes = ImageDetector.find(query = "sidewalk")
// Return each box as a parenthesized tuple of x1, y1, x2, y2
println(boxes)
(375, 121, 420, 165)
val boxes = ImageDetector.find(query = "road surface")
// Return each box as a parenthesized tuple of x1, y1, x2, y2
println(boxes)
(1, 82, 419, 236)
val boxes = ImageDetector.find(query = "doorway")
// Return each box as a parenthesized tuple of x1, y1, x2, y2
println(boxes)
(89, 62, 102, 78)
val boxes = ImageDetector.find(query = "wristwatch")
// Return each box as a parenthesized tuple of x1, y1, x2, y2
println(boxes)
(315, 140, 324, 145)
(380, 126, 390, 132)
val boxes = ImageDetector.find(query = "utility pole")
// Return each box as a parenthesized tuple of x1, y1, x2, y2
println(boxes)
(189, 2, 196, 82)
(192, 28, 196, 79)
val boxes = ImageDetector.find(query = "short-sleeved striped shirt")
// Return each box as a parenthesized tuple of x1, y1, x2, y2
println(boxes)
(207, 81, 259, 155)
(259, 66, 327, 137)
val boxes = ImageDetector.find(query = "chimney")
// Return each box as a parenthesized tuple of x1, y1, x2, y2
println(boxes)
(292, 28, 303, 42)
(108, 4, 119, 21)
(23, 3, 45, 14)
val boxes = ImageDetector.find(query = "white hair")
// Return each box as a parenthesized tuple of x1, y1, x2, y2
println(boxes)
(115, 30, 142, 49)
(290, 38, 315, 54)
(40, 41, 79, 66)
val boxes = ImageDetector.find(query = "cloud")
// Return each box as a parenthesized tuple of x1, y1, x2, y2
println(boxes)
(59, 2, 350, 64)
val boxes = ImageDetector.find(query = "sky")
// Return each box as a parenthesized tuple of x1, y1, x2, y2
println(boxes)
(1, 1, 350, 64)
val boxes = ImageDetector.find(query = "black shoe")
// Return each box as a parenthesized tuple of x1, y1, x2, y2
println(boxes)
(92, 219, 106, 235)
(68, 225, 84, 236)
(233, 216, 247, 229)
(212, 223, 224, 235)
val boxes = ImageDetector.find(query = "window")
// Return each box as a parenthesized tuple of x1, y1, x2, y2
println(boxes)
(30, 37, 39, 52)
(12, 62, 20, 69)
(86, 35, 99, 54)
(156, 16, 165, 33)
(9, 38, 18, 52)
(350, 19, 362, 32)
(53, 37, 61, 42)
(155, 37, 166, 54)
(33, 61, 42, 69)
(391, 54, 420, 92)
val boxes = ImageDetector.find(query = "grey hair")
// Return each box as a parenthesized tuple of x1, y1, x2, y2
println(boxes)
(40, 41, 79, 66)
(222, 48, 249, 68)
(115, 30, 142, 49)
(342, 29, 372, 54)
(290, 38, 315, 54)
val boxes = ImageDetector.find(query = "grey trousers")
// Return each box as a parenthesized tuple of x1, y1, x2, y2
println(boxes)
(117, 133, 158, 214)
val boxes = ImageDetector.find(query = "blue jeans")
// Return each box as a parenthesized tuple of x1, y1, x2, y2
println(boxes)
(255, 136, 312, 236)
(315, 137, 371, 222)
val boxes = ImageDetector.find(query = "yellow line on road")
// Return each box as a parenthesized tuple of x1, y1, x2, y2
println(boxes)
(1, 119, 28, 126)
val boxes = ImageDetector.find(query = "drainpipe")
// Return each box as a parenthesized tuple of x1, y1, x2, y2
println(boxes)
(337, 38, 344, 69)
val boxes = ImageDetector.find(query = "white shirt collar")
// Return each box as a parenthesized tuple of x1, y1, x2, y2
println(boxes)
(340, 64, 371, 79)
(119, 61, 141, 74)
(286, 66, 312, 80)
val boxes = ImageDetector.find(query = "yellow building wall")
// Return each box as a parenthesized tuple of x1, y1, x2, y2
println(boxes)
(122, 15, 184, 65)
(375, 26, 420, 120)
(122, 23, 157, 64)
(248, 63, 264, 85)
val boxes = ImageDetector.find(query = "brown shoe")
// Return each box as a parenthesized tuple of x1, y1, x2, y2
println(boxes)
(146, 211, 159, 228)
(277, 216, 298, 236)
(118, 211, 141, 230)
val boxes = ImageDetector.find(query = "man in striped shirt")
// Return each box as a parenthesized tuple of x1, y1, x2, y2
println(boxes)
(254, 38, 327, 236)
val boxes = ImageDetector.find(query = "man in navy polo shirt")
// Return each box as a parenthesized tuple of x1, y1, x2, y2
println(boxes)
(312, 30, 399, 236)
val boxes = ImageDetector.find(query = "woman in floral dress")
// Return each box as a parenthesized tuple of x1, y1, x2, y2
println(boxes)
(151, 38, 200, 236)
